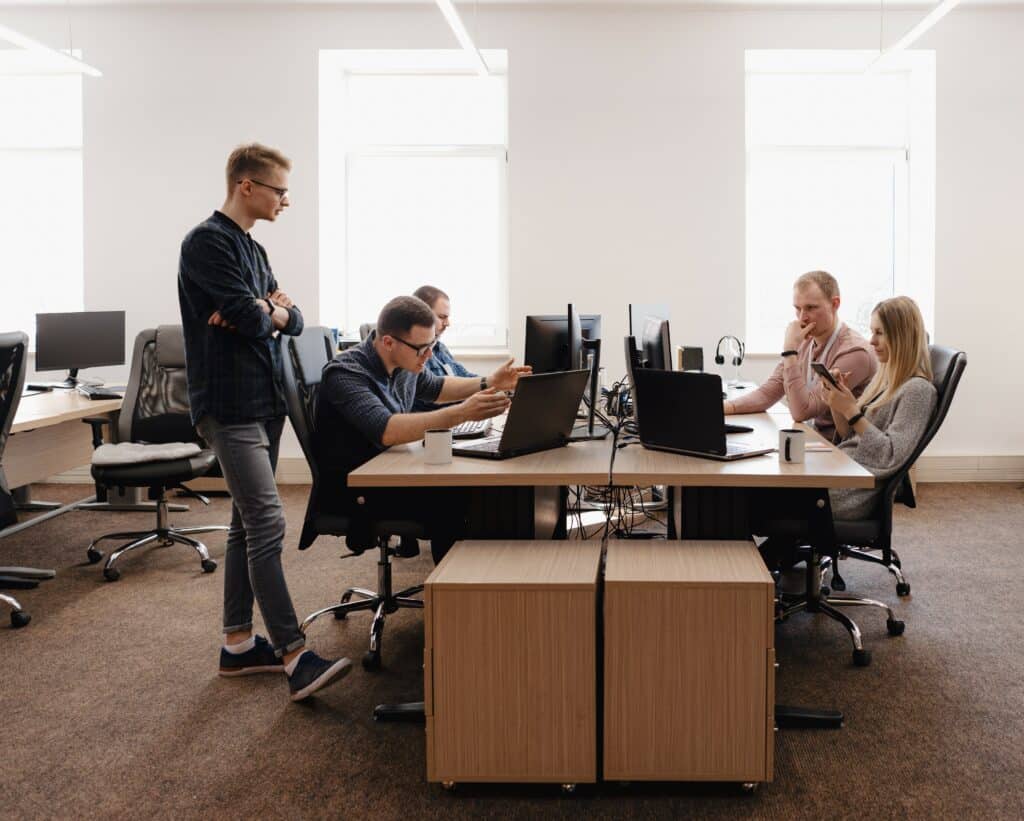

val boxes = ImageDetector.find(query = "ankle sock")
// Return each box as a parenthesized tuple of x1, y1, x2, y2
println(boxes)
(224, 635, 256, 655)
(284, 650, 309, 677)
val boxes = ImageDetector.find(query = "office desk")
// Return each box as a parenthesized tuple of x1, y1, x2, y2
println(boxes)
(2, 391, 121, 538)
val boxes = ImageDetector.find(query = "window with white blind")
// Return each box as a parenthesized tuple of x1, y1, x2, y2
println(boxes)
(745, 50, 935, 352)
(319, 50, 508, 349)
(0, 51, 84, 348)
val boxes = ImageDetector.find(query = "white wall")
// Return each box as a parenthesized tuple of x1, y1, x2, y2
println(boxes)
(5, 2, 1021, 469)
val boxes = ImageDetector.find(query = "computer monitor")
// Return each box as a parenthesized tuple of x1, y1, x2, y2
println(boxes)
(35, 311, 126, 386)
(524, 311, 602, 374)
(628, 303, 670, 348)
(640, 317, 672, 371)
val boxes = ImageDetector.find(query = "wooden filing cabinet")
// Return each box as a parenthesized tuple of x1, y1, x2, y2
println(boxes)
(603, 540, 775, 784)
(424, 540, 602, 786)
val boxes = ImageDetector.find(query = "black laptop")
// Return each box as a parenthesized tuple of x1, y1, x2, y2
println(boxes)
(632, 368, 774, 461)
(453, 369, 590, 460)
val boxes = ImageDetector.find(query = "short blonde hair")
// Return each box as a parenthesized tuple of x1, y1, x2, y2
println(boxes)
(225, 143, 291, 194)
(794, 270, 840, 301)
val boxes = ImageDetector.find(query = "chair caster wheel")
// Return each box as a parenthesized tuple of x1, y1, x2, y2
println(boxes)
(887, 618, 905, 636)
(11, 610, 31, 628)
(896, 582, 911, 597)
(853, 648, 872, 666)
(103, 566, 121, 582)
(820, 586, 831, 597)
(362, 650, 381, 671)
(441, 781, 456, 792)
(334, 610, 347, 620)
(741, 782, 759, 794)
(831, 577, 846, 592)
(201, 558, 217, 574)
(87, 547, 104, 564)
(561, 783, 577, 794)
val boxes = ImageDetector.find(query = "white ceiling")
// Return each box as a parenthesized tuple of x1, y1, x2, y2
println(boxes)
(0, 0, 1019, 9)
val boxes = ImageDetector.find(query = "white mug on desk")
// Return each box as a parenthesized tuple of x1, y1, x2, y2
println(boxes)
(424, 428, 453, 465)
(778, 428, 805, 464)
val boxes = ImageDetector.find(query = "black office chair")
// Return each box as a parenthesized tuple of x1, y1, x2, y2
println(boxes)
(829, 345, 968, 597)
(282, 326, 425, 672)
(0, 331, 56, 627)
(84, 326, 227, 581)
(771, 346, 967, 666)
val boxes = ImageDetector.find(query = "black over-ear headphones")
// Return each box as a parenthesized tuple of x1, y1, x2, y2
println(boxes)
(714, 335, 745, 367)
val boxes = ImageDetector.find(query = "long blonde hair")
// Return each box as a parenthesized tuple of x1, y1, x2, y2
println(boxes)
(858, 296, 932, 412)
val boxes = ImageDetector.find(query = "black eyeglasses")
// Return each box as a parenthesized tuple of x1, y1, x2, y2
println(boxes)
(239, 179, 289, 200)
(391, 335, 437, 358)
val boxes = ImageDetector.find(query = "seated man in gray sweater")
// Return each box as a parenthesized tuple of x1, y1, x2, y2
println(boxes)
(312, 296, 530, 562)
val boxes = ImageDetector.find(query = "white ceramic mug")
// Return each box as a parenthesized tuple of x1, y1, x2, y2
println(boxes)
(779, 428, 806, 464)
(424, 428, 453, 465)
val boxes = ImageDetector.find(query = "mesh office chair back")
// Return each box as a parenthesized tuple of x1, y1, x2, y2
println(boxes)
(119, 326, 198, 445)
(280, 327, 336, 549)
(0, 332, 29, 528)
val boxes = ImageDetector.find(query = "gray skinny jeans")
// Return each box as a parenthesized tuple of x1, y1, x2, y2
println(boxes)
(197, 415, 305, 657)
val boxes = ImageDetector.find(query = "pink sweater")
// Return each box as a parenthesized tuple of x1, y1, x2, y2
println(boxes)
(730, 323, 877, 440)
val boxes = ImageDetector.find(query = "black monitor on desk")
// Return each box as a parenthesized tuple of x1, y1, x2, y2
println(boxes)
(640, 316, 672, 371)
(35, 311, 126, 387)
(524, 309, 601, 374)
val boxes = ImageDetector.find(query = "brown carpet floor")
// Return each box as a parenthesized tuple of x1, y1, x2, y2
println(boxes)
(2, 483, 1022, 820)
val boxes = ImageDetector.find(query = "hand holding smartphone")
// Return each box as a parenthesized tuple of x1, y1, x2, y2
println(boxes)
(811, 362, 840, 389)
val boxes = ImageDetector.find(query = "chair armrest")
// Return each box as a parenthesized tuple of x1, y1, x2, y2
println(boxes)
(82, 416, 113, 449)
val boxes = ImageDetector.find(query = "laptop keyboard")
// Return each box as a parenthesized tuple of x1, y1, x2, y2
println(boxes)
(452, 419, 492, 439)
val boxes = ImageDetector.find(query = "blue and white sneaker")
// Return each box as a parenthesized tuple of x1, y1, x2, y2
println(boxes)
(288, 651, 353, 702)
(219, 635, 285, 677)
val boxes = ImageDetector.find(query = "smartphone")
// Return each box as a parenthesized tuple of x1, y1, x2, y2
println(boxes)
(811, 362, 839, 388)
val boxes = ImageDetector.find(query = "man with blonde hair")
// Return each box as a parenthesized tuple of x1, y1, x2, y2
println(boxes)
(179, 143, 351, 702)
(725, 270, 877, 440)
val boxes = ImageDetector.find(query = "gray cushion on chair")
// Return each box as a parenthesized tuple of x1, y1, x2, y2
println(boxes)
(92, 442, 201, 465)
(92, 450, 217, 487)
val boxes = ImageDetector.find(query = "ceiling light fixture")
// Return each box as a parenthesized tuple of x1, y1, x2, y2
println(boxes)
(0, 22, 102, 77)
(434, 0, 489, 77)
(867, 0, 961, 72)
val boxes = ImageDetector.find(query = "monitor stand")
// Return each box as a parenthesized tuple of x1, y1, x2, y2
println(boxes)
(28, 369, 108, 390)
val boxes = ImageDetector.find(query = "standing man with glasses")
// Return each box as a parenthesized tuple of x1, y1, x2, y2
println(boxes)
(313, 295, 529, 562)
(179, 143, 352, 702)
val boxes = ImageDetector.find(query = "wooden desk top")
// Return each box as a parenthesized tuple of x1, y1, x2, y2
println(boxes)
(612, 413, 874, 489)
(426, 540, 603, 590)
(12, 391, 122, 434)
(347, 413, 873, 490)
(605, 540, 773, 586)
(348, 436, 613, 488)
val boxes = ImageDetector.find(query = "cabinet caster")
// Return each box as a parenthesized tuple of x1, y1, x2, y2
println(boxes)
(853, 648, 872, 667)
(887, 618, 905, 636)
(103, 566, 121, 582)
(11, 610, 31, 628)
(87, 547, 104, 564)
(560, 783, 577, 794)
(441, 781, 456, 792)
(896, 582, 911, 597)
(201, 558, 218, 574)
(741, 782, 759, 794)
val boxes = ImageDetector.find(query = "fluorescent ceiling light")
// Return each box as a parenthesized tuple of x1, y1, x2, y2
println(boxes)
(434, 0, 489, 77)
(867, 0, 961, 73)
(0, 22, 102, 77)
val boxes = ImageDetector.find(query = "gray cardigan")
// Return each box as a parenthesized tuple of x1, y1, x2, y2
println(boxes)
(829, 376, 938, 520)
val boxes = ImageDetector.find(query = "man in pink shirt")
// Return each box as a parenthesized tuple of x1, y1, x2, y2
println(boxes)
(724, 270, 877, 441)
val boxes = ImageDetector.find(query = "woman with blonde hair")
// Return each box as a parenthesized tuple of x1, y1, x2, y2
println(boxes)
(821, 295, 937, 519)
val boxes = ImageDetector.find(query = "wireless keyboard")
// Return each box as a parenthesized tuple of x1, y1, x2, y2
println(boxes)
(452, 419, 492, 439)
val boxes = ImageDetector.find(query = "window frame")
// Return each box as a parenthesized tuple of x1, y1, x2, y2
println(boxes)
(319, 50, 510, 351)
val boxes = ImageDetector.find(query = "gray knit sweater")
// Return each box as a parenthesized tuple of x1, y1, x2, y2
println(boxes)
(829, 376, 938, 520)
